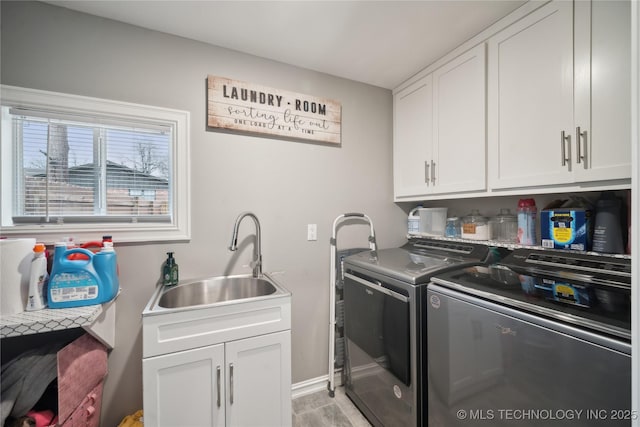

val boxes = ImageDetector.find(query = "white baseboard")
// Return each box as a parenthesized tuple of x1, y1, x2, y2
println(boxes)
(291, 373, 343, 399)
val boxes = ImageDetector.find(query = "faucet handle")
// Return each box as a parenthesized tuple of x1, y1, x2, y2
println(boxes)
(250, 258, 262, 278)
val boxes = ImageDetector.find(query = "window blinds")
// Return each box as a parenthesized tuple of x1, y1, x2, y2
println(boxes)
(10, 108, 173, 224)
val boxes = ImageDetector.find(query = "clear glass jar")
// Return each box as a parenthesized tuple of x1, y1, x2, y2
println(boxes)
(461, 209, 489, 240)
(489, 208, 518, 243)
(445, 217, 461, 238)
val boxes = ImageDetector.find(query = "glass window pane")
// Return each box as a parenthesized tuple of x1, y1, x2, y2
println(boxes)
(105, 128, 171, 216)
(13, 113, 171, 222)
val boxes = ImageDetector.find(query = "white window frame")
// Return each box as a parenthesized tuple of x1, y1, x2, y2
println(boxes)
(0, 85, 191, 243)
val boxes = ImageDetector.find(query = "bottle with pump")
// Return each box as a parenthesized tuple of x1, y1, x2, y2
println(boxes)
(27, 243, 48, 311)
(163, 252, 179, 286)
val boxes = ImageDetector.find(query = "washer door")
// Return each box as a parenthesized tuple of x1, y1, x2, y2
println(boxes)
(344, 272, 410, 385)
(344, 271, 413, 427)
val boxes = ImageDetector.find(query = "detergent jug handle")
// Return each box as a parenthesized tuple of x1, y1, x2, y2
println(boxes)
(60, 248, 94, 265)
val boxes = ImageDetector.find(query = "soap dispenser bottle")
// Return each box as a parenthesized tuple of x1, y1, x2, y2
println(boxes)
(163, 252, 179, 286)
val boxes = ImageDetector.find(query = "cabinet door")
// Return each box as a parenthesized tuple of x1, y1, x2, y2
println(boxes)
(432, 44, 486, 194)
(488, 0, 574, 189)
(225, 331, 291, 427)
(393, 75, 433, 198)
(573, 0, 631, 182)
(143, 344, 225, 427)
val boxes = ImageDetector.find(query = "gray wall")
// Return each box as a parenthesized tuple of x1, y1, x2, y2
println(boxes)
(1, 2, 407, 425)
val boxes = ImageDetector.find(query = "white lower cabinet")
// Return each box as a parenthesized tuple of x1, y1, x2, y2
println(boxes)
(225, 331, 291, 427)
(143, 331, 291, 427)
(143, 343, 226, 427)
(142, 289, 292, 427)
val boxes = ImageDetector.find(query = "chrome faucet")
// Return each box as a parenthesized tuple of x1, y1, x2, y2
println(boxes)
(229, 212, 262, 278)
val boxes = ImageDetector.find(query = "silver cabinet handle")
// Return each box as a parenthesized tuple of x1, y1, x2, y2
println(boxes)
(229, 363, 234, 404)
(431, 160, 436, 184)
(561, 131, 571, 168)
(424, 161, 430, 185)
(576, 126, 587, 168)
(216, 365, 221, 408)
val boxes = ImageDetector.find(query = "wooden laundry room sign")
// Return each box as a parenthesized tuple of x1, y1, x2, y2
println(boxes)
(207, 75, 341, 144)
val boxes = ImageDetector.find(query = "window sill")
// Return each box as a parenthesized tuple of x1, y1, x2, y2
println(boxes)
(0, 222, 190, 244)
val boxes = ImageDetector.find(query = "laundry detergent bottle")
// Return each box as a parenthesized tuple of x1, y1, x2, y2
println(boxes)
(26, 243, 48, 311)
(48, 241, 119, 308)
(408, 206, 422, 235)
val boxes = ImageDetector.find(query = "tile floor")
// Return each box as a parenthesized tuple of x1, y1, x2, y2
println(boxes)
(292, 386, 372, 427)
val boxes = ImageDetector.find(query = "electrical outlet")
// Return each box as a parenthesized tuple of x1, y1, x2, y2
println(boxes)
(307, 224, 317, 241)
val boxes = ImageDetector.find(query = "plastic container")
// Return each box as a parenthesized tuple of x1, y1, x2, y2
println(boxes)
(48, 242, 119, 308)
(461, 210, 489, 240)
(408, 207, 421, 235)
(592, 192, 624, 254)
(418, 207, 448, 236)
(0, 238, 36, 316)
(163, 252, 179, 286)
(489, 208, 518, 243)
(26, 243, 48, 311)
(445, 217, 461, 238)
(517, 198, 537, 245)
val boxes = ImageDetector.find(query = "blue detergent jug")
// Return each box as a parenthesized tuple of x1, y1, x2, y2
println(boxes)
(48, 243, 119, 308)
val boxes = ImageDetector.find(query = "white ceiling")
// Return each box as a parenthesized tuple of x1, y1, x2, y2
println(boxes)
(44, 0, 527, 89)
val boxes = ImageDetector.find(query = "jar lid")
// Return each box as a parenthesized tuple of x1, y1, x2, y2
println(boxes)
(495, 208, 516, 221)
(463, 210, 487, 222)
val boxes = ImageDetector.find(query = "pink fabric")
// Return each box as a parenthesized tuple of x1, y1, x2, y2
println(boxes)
(26, 410, 57, 427)
(56, 334, 108, 425)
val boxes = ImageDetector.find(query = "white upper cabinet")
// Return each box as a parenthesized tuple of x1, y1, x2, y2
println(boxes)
(393, 0, 630, 200)
(394, 44, 486, 200)
(487, 0, 574, 189)
(432, 44, 486, 195)
(393, 75, 433, 198)
(573, 0, 631, 182)
(488, 0, 631, 190)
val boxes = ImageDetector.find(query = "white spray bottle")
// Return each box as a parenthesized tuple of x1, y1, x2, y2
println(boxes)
(26, 243, 48, 311)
